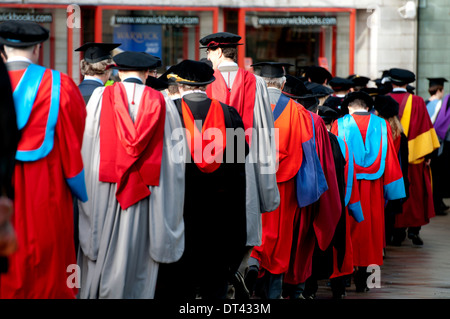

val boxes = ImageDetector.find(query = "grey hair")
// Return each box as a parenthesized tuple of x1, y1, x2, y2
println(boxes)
(262, 76, 286, 89)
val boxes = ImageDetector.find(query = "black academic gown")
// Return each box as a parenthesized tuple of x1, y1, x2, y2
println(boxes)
(155, 93, 248, 300)
(0, 58, 20, 273)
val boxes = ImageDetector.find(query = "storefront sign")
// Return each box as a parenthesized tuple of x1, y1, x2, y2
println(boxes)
(113, 24, 163, 58)
(114, 15, 199, 25)
(0, 12, 52, 23)
(255, 15, 337, 26)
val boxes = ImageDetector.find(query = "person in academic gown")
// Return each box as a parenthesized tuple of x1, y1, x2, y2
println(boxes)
(325, 77, 354, 115)
(246, 62, 328, 299)
(199, 32, 280, 298)
(347, 74, 370, 92)
(0, 57, 19, 271)
(0, 21, 87, 298)
(386, 69, 440, 245)
(316, 105, 363, 299)
(373, 95, 410, 246)
(425, 78, 449, 215)
(433, 90, 450, 201)
(75, 42, 121, 104)
(77, 51, 185, 299)
(331, 91, 406, 292)
(155, 59, 248, 299)
(278, 76, 341, 299)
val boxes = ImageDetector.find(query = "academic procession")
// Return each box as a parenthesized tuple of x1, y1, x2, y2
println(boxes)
(1, 0, 450, 304)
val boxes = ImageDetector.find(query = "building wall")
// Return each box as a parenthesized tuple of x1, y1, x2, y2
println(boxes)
(417, 0, 450, 100)
(3, 0, 423, 90)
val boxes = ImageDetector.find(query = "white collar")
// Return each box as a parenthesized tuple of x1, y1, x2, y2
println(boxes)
(393, 87, 407, 92)
(181, 90, 207, 98)
(84, 76, 104, 85)
(7, 56, 34, 64)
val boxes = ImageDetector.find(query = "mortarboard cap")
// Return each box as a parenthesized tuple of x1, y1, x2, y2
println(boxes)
(75, 42, 121, 63)
(373, 95, 399, 119)
(199, 32, 243, 49)
(168, 59, 215, 86)
(251, 61, 293, 78)
(0, 20, 49, 48)
(305, 82, 334, 97)
(387, 68, 415, 84)
(282, 74, 310, 99)
(347, 74, 370, 87)
(318, 105, 340, 123)
(427, 77, 448, 88)
(145, 75, 169, 91)
(340, 91, 374, 115)
(304, 65, 333, 85)
(112, 51, 162, 71)
(329, 77, 354, 91)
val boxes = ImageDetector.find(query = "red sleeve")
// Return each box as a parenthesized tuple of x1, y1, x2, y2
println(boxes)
(55, 73, 86, 180)
(311, 113, 342, 251)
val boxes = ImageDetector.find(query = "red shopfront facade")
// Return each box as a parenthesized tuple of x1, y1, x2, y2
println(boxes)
(0, 4, 355, 81)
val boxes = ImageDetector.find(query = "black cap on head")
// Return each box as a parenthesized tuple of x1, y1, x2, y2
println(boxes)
(347, 74, 370, 88)
(304, 65, 333, 84)
(318, 105, 340, 123)
(305, 82, 334, 97)
(199, 32, 243, 49)
(282, 74, 310, 98)
(388, 68, 415, 84)
(251, 61, 293, 78)
(0, 20, 49, 47)
(112, 51, 161, 71)
(75, 42, 121, 63)
(329, 77, 354, 91)
(427, 77, 448, 88)
(145, 75, 169, 91)
(169, 59, 215, 86)
(373, 95, 399, 119)
(340, 91, 374, 114)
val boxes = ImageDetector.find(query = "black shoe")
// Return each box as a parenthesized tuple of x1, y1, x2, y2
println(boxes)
(232, 271, 250, 299)
(355, 286, 370, 293)
(408, 233, 424, 246)
(244, 266, 259, 297)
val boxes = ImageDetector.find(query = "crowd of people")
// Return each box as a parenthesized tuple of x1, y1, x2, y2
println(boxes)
(0, 19, 448, 300)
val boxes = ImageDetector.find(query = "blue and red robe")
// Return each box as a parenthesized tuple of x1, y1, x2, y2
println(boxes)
(251, 95, 327, 276)
(332, 112, 405, 267)
(0, 64, 87, 298)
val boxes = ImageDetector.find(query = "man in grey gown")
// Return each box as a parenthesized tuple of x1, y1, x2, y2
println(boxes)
(77, 51, 185, 299)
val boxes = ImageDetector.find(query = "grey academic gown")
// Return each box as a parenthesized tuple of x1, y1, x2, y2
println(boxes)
(77, 83, 185, 299)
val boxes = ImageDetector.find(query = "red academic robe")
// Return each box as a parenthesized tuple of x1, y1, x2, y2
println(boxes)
(250, 97, 312, 275)
(0, 67, 86, 298)
(206, 68, 256, 145)
(331, 137, 363, 278)
(332, 113, 405, 267)
(284, 110, 341, 285)
(388, 92, 440, 228)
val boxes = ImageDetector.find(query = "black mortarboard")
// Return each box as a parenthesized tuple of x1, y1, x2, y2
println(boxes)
(347, 74, 370, 87)
(169, 59, 215, 86)
(199, 57, 213, 68)
(329, 77, 354, 91)
(427, 77, 448, 88)
(112, 51, 161, 71)
(318, 105, 340, 123)
(305, 82, 334, 97)
(0, 20, 49, 47)
(145, 75, 169, 91)
(340, 91, 374, 114)
(75, 42, 121, 63)
(373, 95, 399, 119)
(304, 65, 333, 84)
(387, 68, 415, 84)
(251, 62, 293, 78)
(159, 64, 179, 84)
(199, 32, 243, 49)
(282, 74, 310, 98)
